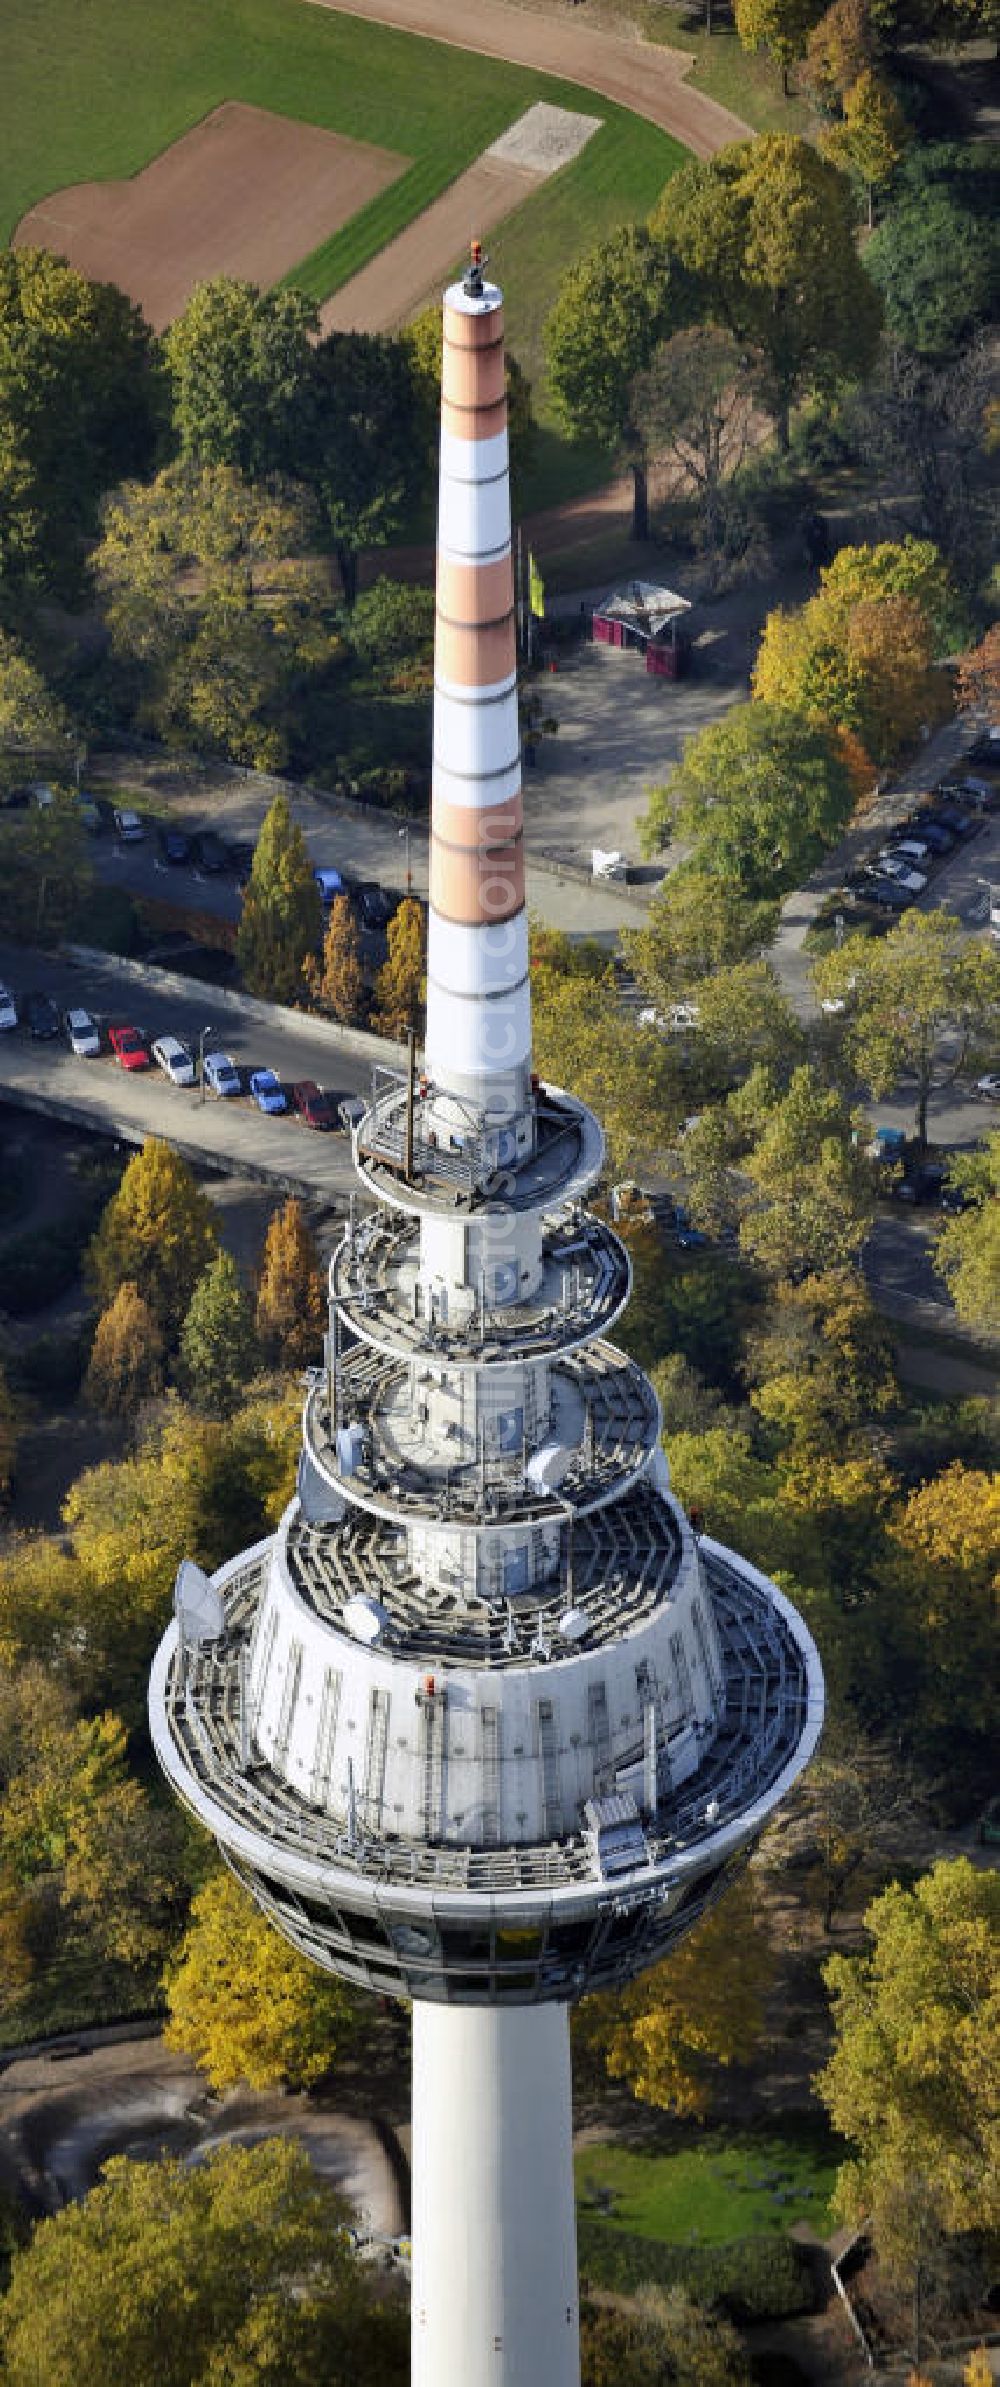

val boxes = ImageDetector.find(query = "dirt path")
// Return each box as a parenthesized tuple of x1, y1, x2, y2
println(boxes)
(306, 0, 751, 160)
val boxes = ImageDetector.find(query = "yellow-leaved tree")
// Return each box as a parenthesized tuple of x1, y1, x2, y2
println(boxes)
(86, 1139, 219, 1343)
(371, 893, 425, 1039)
(753, 538, 957, 768)
(306, 890, 364, 1023)
(84, 1280, 166, 1414)
(165, 1869, 361, 2091)
(255, 1198, 325, 1370)
(575, 1873, 771, 2114)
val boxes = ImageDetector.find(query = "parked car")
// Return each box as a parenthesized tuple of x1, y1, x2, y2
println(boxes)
(884, 836, 932, 865)
(109, 1023, 150, 1071)
(893, 1162, 947, 1206)
(192, 829, 228, 874)
(864, 874, 912, 911)
(875, 853, 928, 893)
(77, 798, 102, 834)
(25, 991, 60, 1038)
(354, 881, 398, 931)
(639, 1002, 700, 1033)
(673, 1205, 708, 1250)
(151, 1034, 196, 1087)
(905, 816, 954, 854)
(937, 775, 998, 812)
(292, 1079, 338, 1130)
(924, 802, 976, 838)
(974, 1072, 1000, 1101)
(315, 866, 346, 907)
(113, 807, 145, 841)
(157, 824, 192, 866)
(64, 1007, 100, 1058)
(0, 985, 17, 1031)
(249, 1067, 288, 1114)
(203, 1049, 242, 1098)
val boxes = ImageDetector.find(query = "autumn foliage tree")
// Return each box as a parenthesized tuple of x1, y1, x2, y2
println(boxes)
(371, 893, 425, 1038)
(165, 1870, 360, 2091)
(237, 790, 322, 1002)
(84, 1280, 166, 1415)
(822, 68, 908, 225)
(754, 537, 959, 768)
(576, 1873, 770, 2115)
(933, 1131, 1000, 1332)
(255, 1198, 325, 1370)
(306, 890, 364, 1023)
(86, 1139, 219, 1343)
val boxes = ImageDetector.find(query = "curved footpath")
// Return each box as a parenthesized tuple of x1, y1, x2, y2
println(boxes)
(307, 0, 751, 158)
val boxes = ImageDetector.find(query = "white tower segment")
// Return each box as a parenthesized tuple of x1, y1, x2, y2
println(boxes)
(149, 244, 823, 2387)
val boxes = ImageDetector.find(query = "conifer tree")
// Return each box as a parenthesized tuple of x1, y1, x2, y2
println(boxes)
(306, 891, 364, 1023)
(179, 1251, 259, 1416)
(86, 1144, 219, 1342)
(236, 792, 322, 1003)
(255, 1199, 325, 1370)
(84, 1281, 166, 1415)
(371, 893, 425, 1038)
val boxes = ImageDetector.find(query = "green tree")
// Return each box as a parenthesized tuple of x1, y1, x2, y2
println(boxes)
(933, 1133, 1000, 1332)
(814, 909, 1000, 1145)
(0, 247, 163, 595)
(86, 1139, 219, 1342)
(865, 176, 1000, 359)
(164, 276, 318, 476)
(179, 1251, 259, 1416)
(309, 329, 425, 605)
(236, 790, 322, 1002)
(737, 1065, 875, 1277)
(95, 463, 335, 768)
(581, 2287, 751, 2386)
(654, 136, 882, 446)
(577, 1874, 770, 2117)
(371, 892, 425, 1038)
(0, 793, 92, 944)
(545, 224, 681, 538)
(306, 889, 365, 1022)
(624, 866, 780, 997)
(0, 2139, 402, 2387)
(817, 1860, 1000, 2271)
(875, 1462, 999, 1755)
(0, 628, 70, 791)
(640, 702, 853, 891)
(533, 969, 684, 1177)
(677, 960, 806, 1100)
(165, 1869, 360, 2091)
(84, 1280, 166, 1415)
(255, 1198, 326, 1370)
(733, 0, 825, 91)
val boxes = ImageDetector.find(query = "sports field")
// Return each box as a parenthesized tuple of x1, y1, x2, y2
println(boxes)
(6, 0, 683, 387)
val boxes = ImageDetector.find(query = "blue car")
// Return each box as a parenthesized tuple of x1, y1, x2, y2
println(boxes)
(250, 1067, 288, 1115)
(204, 1050, 241, 1099)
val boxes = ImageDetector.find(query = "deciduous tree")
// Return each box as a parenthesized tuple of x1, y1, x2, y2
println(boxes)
(654, 138, 882, 446)
(255, 1198, 325, 1370)
(581, 2288, 750, 2386)
(576, 1873, 770, 2116)
(956, 622, 1000, 723)
(0, 2139, 396, 2387)
(933, 1132, 1000, 1332)
(640, 702, 853, 891)
(306, 889, 364, 1022)
(733, 0, 825, 91)
(236, 790, 322, 1002)
(0, 794, 92, 945)
(0, 248, 163, 595)
(865, 175, 1000, 359)
(624, 866, 780, 996)
(814, 909, 1000, 1145)
(371, 892, 425, 1038)
(0, 629, 69, 782)
(532, 969, 684, 1177)
(754, 537, 959, 765)
(803, 0, 873, 111)
(165, 1869, 360, 2091)
(84, 1280, 166, 1415)
(179, 1251, 259, 1416)
(164, 276, 318, 477)
(632, 325, 759, 553)
(545, 225, 681, 538)
(86, 1139, 219, 1342)
(737, 1066, 875, 1277)
(744, 1269, 897, 1457)
(822, 69, 908, 225)
(309, 329, 425, 606)
(817, 1859, 1000, 2270)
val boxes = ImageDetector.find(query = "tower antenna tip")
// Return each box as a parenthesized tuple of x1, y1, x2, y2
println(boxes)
(464, 238, 486, 298)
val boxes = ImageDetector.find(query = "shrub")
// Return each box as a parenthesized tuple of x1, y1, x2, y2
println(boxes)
(575, 2222, 815, 2321)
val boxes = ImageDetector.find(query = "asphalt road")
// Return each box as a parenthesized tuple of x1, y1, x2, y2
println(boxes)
(0, 943, 372, 1201)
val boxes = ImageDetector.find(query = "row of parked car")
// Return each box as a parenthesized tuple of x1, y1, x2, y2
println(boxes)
(845, 770, 996, 914)
(0, 991, 346, 1131)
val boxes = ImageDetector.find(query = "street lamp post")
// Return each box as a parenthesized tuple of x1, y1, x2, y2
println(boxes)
(198, 1023, 213, 1104)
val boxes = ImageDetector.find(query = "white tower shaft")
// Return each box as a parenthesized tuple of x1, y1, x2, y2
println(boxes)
(411, 2001, 580, 2387)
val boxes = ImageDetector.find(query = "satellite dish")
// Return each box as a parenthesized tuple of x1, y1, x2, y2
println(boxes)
(526, 1442, 571, 1493)
(297, 1450, 346, 1526)
(174, 1559, 225, 1643)
(343, 1596, 390, 1646)
(558, 1607, 590, 1642)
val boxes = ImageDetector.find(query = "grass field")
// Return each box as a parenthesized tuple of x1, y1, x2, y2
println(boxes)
(575, 2121, 842, 2244)
(5, 0, 682, 319)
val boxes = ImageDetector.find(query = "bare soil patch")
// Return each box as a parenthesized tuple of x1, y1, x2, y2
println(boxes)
(14, 102, 407, 331)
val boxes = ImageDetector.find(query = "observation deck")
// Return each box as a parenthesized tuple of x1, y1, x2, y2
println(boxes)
(331, 1205, 631, 1368)
(353, 1072, 605, 1218)
(304, 1339, 660, 1527)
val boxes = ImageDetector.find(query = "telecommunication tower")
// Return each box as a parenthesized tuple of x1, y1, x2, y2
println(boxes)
(150, 243, 823, 2387)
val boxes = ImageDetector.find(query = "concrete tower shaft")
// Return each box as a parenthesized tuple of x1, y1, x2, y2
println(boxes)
(425, 252, 530, 1127)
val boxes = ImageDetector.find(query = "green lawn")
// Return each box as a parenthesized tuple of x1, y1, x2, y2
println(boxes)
(575, 2121, 842, 2244)
(5, 0, 682, 319)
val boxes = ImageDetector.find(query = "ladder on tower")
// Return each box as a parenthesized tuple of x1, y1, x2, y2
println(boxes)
(417, 1683, 447, 1840)
(480, 1704, 500, 1844)
(362, 1686, 390, 1835)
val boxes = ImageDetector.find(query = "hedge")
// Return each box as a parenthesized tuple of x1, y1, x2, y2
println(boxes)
(576, 2220, 815, 2321)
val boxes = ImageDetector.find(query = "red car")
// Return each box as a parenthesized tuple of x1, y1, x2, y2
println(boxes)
(292, 1079, 337, 1130)
(109, 1023, 150, 1071)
